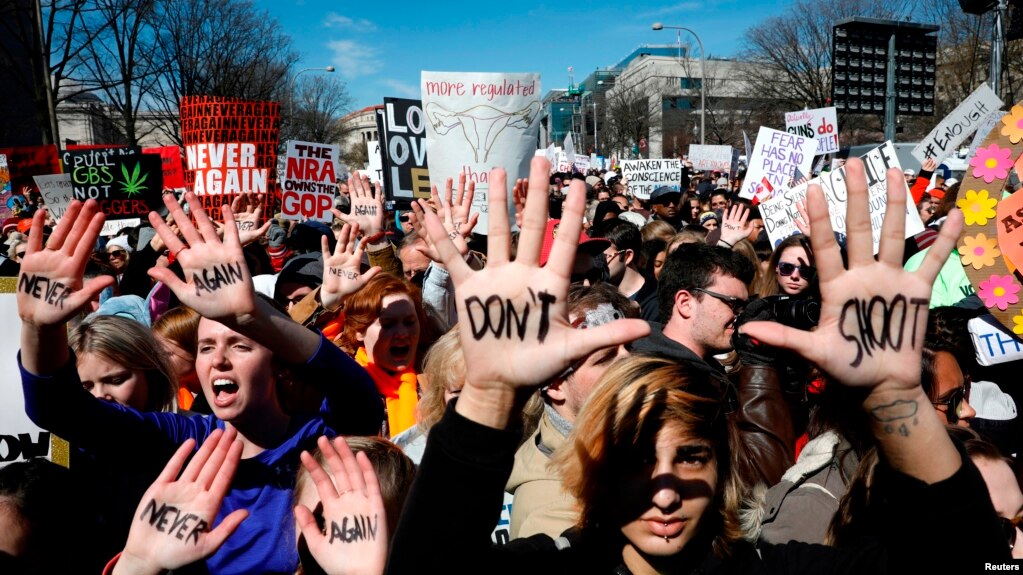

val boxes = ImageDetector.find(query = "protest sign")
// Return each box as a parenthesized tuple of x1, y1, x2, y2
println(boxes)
(142, 145, 186, 191)
(0, 155, 11, 221)
(0, 145, 61, 197)
(785, 106, 840, 155)
(32, 174, 73, 223)
(967, 110, 1004, 158)
(179, 95, 279, 221)
(969, 315, 1023, 366)
(60, 147, 163, 233)
(759, 142, 922, 253)
(912, 83, 1003, 164)
(365, 140, 383, 183)
(380, 98, 430, 206)
(281, 140, 338, 222)
(739, 127, 816, 201)
(619, 159, 682, 200)
(422, 71, 542, 234)
(688, 144, 733, 172)
(573, 153, 590, 174)
(0, 285, 56, 467)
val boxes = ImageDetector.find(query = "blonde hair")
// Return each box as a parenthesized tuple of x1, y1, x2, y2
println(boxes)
(641, 219, 676, 244)
(70, 315, 178, 412)
(416, 329, 466, 432)
(555, 355, 745, 557)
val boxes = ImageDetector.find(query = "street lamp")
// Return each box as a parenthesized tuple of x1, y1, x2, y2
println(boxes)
(288, 66, 336, 124)
(652, 22, 705, 145)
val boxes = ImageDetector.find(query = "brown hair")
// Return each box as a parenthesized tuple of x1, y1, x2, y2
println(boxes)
(555, 355, 745, 557)
(152, 306, 201, 354)
(641, 219, 676, 245)
(758, 234, 818, 299)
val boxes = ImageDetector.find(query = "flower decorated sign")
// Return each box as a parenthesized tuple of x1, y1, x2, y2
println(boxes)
(958, 102, 1023, 334)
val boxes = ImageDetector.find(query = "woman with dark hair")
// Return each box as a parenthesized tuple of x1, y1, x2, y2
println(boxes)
(759, 234, 818, 299)
(385, 157, 1006, 574)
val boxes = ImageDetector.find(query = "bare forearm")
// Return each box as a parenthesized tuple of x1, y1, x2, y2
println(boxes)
(864, 385, 960, 484)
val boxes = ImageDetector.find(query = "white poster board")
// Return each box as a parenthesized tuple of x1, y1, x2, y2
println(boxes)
(912, 83, 1003, 164)
(759, 142, 923, 253)
(280, 140, 339, 223)
(422, 71, 542, 235)
(688, 145, 733, 172)
(33, 174, 74, 224)
(619, 159, 682, 200)
(740, 126, 816, 201)
(0, 289, 53, 467)
(365, 141, 383, 184)
(784, 107, 840, 155)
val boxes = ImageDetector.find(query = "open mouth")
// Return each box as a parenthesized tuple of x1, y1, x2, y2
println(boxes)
(211, 378, 239, 407)
(390, 344, 411, 364)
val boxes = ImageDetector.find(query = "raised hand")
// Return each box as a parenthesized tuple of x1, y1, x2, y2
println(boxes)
(740, 159, 964, 481)
(321, 223, 381, 311)
(113, 428, 247, 575)
(230, 192, 272, 246)
(794, 200, 811, 237)
(719, 204, 752, 246)
(921, 157, 937, 174)
(294, 436, 388, 575)
(17, 200, 113, 329)
(415, 157, 650, 428)
(512, 177, 528, 229)
(338, 174, 385, 238)
(408, 177, 478, 261)
(147, 192, 256, 323)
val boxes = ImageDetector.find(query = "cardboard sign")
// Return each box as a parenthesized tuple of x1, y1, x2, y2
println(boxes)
(619, 159, 682, 200)
(739, 127, 816, 200)
(380, 98, 430, 206)
(142, 146, 186, 191)
(760, 142, 923, 253)
(912, 83, 1003, 164)
(422, 71, 542, 234)
(688, 145, 733, 172)
(281, 140, 338, 222)
(0, 286, 56, 467)
(32, 174, 73, 223)
(967, 110, 1005, 159)
(60, 147, 163, 232)
(785, 107, 840, 155)
(179, 96, 280, 221)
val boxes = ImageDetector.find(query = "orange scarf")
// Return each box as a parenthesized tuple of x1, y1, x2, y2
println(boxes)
(355, 347, 418, 437)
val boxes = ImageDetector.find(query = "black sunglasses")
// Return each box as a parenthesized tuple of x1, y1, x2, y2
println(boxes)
(691, 287, 748, 316)
(106, 249, 127, 258)
(777, 262, 816, 279)
(931, 378, 971, 424)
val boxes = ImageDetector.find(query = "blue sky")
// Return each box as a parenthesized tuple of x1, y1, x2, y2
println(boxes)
(254, 0, 784, 109)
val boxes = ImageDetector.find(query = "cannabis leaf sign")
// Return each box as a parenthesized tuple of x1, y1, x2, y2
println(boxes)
(120, 161, 149, 197)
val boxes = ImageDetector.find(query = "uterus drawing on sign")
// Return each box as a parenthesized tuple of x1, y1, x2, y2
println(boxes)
(425, 101, 541, 163)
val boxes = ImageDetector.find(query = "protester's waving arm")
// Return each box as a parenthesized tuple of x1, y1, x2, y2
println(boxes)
(741, 159, 963, 484)
(19, 200, 115, 375)
(416, 158, 650, 429)
(320, 223, 381, 312)
(113, 428, 247, 575)
(295, 436, 388, 575)
(719, 204, 752, 247)
(148, 192, 319, 364)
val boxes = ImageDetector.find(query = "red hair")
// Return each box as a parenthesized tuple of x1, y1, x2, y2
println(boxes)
(336, 275, 431, 364)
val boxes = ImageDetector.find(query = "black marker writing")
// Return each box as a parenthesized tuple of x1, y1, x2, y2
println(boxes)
(354, 205, 377, 217)
(192, 262, 245, 296)
(138, 499, 209, 545)
(329, 267, 359, 280)
(236, 221, 255, 231)
(328, 514, 379, 544)
(19, 273, 73, 309)
(464, 288, 555, 343)
(838, 295, 928, 367)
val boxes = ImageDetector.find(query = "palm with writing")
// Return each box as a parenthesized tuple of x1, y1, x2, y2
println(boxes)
(719, 204, 752, 246)
(335, 174, 385, 239)
(294, 436, 388, 575)
(408, 176, 478, 261)
(230, 192, 272, 246)
(148, 192, 256, 324)
(417, 158, 650, 428)
(114, 428, 248, 575)
(320, 223, 381, 311)
(741, 159, 963, 393)
(16, 200, 113, 328)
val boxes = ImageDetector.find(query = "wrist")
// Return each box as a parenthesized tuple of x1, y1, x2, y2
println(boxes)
(112, 550, 162, 575)
(454, 382, 519, 429)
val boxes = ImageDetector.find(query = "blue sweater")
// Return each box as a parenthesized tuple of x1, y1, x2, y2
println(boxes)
(21, 334, 383, 575)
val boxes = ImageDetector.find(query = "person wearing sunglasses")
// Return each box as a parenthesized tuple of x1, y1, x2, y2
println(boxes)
(921, 347, 976, 427)
(966, 433, 1023, 559)
(104, 236, 133, 277)
(759, 234, 818, 298)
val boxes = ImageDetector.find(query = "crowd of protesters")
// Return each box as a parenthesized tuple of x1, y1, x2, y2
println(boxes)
(1, 152, 1020, 575)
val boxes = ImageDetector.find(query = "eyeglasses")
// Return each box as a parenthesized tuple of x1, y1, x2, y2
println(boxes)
(1002, 514, 1023, 550)
(605, 250, 625, 263)
(777, 262, 816, 280)
(691, 287, 748, 316)
(106, 249, 127, 259)
(930, 378, 971, 424)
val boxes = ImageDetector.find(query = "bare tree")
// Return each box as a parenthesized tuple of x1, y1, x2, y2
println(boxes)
(281, 75, 354, 146)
